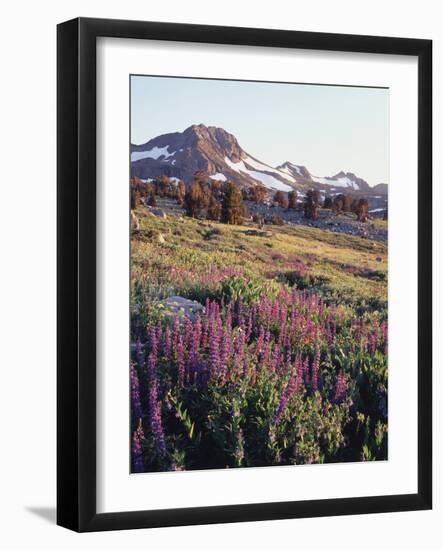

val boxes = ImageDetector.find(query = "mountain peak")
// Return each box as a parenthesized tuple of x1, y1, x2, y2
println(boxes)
(277, 162, 311, 180)
(179, 124, 244, 163)
(130, 124, 386, 196)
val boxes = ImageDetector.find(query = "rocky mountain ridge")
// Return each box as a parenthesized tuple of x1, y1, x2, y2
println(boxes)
(131, 124, 387, 196)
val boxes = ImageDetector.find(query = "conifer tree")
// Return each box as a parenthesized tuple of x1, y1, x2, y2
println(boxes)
(221, 182, 245, 225)
(207, 195, 222, 221)
(323, 196, 333, 209)
(288, 190, 298, 209)
(274, 190, 288, 209)
(184, 181, 204, 218)
(176, 180, 186, 206)
(304, 189, 321, 220)
(355, 198, 369, 222)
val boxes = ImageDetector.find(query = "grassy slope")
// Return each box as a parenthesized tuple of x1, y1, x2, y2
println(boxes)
(131, 205, 387, 309)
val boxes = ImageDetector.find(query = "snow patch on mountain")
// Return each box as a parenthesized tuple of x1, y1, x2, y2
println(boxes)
(335, 176, 359, 190)
(247, 171, 293, 191)
(311, 175, 358, 189)
(243, 156, 296, 183)
(225, 157, 292, 191)
(131, 145, 175, 162)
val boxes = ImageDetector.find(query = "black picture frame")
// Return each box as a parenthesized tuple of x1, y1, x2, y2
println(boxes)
(57, 17, 432, 532)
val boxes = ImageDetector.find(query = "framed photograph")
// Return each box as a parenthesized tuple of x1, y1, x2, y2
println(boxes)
(57, 17, 432, 532)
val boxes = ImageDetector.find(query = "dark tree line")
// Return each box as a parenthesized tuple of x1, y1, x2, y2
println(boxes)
(130, 175, 186, 209)
(132, 173, 373, 225)
(302, 190, 370, 222)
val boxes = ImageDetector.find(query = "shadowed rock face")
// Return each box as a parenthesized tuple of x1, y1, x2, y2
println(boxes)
(131, 124, 387, 197)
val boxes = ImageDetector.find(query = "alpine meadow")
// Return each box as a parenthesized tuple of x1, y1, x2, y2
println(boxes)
(130, 76, 389, 474)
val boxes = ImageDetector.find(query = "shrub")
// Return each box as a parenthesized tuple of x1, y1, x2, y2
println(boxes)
(270, 214, 284, 226)
(147, 193, 157, 207)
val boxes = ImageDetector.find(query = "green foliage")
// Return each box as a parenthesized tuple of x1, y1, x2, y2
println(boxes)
(220, 276, 279, 304)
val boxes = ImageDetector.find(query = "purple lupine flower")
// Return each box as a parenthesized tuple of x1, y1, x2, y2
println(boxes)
(262, 329, 272, 368)
(135, 339, 144, 369)
(156, 320, 163, 346)
(131, 422, 145, 473)
(273, 391, 289, 425)
(245, 310, 253, 343)
(147, 381, 167, 458)
(186, 315, 202, 383)
(147, 329, 167, 458)
(382, 319, 388, 355)
(302, 356, 310, 388)
(333, 371, 348, 404)
(130, 363, 142, 420)
(250, 304, 257, 336)
(184, 317, 193, 350)
(255, 326, 265, 356)
(373, 324, 379, 350)
(187, 323, 202, 384)
(163, 325, 172, 361)
(176, 335, 185, 385)
(273, 367, 299, 425)
(201, 318, 209, 351)
(311, 347, 320, 392)
(194, 315, 202, 349)
(234, 329, 246, 375)
(295, 354, 303, 387)
(171, 316, 180, 357)
(367, 332, 376, 354)
(270, 300, 279, 326)
(284, 347, 292, 375)
(220, 328, 231, 380)
(277, 312, 286, 346)
(269, 346, 281, 373)
(208, 316, 221, 376)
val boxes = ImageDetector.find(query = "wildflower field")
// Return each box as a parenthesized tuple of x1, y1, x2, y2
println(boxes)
(131, 205, 388, 472)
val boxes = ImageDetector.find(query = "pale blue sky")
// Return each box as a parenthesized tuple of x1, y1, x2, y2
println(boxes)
(131, 75, 389, 186)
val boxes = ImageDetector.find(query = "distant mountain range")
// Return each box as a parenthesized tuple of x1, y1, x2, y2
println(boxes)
(131, 124, 387, 196)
